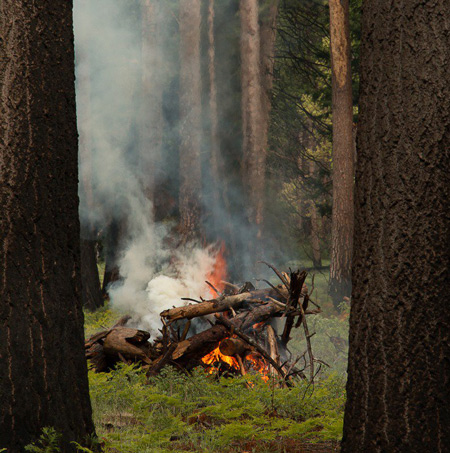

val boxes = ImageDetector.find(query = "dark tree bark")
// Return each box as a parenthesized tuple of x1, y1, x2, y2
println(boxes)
(0, 1, 95, 450)
(342, 1, 450, 451)
(179, 0, 203, 241)
(329, 0, 354, 307)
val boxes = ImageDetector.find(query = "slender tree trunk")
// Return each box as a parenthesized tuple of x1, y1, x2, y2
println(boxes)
(309, 161, 322, 268)
(140, 0, 163, 212)
(240, 0, 265, 239)
(328, 0, 354, 307)
(179, 0, 203, 241)
(207, 0, 221, 209)
(102, 219, 122, 297)
(81, 239, 103, 311)
(259, 0, 280, 167)
(0, 1, 95, 450)
(342, 1, 450, 451)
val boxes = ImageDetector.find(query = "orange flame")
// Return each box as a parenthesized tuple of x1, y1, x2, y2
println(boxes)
(244, 352, 270, 382)
(206, 242, 228, 296)
(252, 321, 266, 330)
(201, 339, 239, 373)
(201, 339, 271, 382)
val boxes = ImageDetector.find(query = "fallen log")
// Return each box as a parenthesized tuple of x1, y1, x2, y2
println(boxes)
(103, 327, 151, 364)
(161, 293, 251, 322)
(237, 301, 282, 331)
(266, 325, 280, 377)
(160, 287, 288, 322)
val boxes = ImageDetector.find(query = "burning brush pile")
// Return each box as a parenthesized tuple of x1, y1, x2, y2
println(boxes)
(86, 263, 322, 384)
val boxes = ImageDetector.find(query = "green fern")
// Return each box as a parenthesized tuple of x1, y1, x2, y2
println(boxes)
(24, 427, 61, 453)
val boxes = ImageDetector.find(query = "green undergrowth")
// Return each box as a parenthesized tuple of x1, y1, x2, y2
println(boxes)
(84, 303, 123, 339)
(89, 364, 345, 452)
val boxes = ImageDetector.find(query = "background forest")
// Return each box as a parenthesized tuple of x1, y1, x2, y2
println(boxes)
(75, 0, 360, 315)
(2, 0, 448, 451)
(1, 0, 448, 451)
(70, 0, 360, 450)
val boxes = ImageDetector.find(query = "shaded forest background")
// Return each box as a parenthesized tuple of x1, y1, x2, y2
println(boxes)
(75, 0, 361, 318)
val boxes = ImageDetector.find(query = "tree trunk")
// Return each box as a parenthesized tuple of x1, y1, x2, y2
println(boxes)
(0, 1, 95, 450)
(102, 219, 122, 297)
(179, 0, 203, 241)
(81, 239, 103, 311)
(328, 0, 354, 307)
(140, 0, 163, 212)
(259, 0, 280, 174)
(240, 0, 265, 239)
(309, 161, 322, 269)
(342, 1, 450, 451)
(207, 0, 221, 209)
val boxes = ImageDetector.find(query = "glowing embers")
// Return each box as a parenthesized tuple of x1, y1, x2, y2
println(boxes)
(252, 321, 266, 331)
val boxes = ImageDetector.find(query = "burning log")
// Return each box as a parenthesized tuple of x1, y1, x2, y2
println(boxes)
(219, 338, 249, 357)
(215, 314, 287, 383)
(172, 324, 228, 365)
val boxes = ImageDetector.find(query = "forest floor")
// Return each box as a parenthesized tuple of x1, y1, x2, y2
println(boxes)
(86, 263, 348, 452)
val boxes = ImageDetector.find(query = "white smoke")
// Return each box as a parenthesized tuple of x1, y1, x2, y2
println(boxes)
(74, 0, 220, 336)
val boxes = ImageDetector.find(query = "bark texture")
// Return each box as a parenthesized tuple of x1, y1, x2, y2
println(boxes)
(342, 1, 450, 451)
(0, 1, 95, 450)
(329, 0, 354, 306)
(240, 0, 265, 238)
(179, 0, 203, 241)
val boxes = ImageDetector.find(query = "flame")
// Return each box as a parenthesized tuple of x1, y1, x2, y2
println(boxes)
(206, 242, 227, 296)
(201, 339, 270, 382)
(201, 339, 239, 373)
(244, 352, 270, 382)
(252, 321, 265, 330)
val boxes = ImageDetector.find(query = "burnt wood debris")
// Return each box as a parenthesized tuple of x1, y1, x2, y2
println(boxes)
(86, 265, 323, 384)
